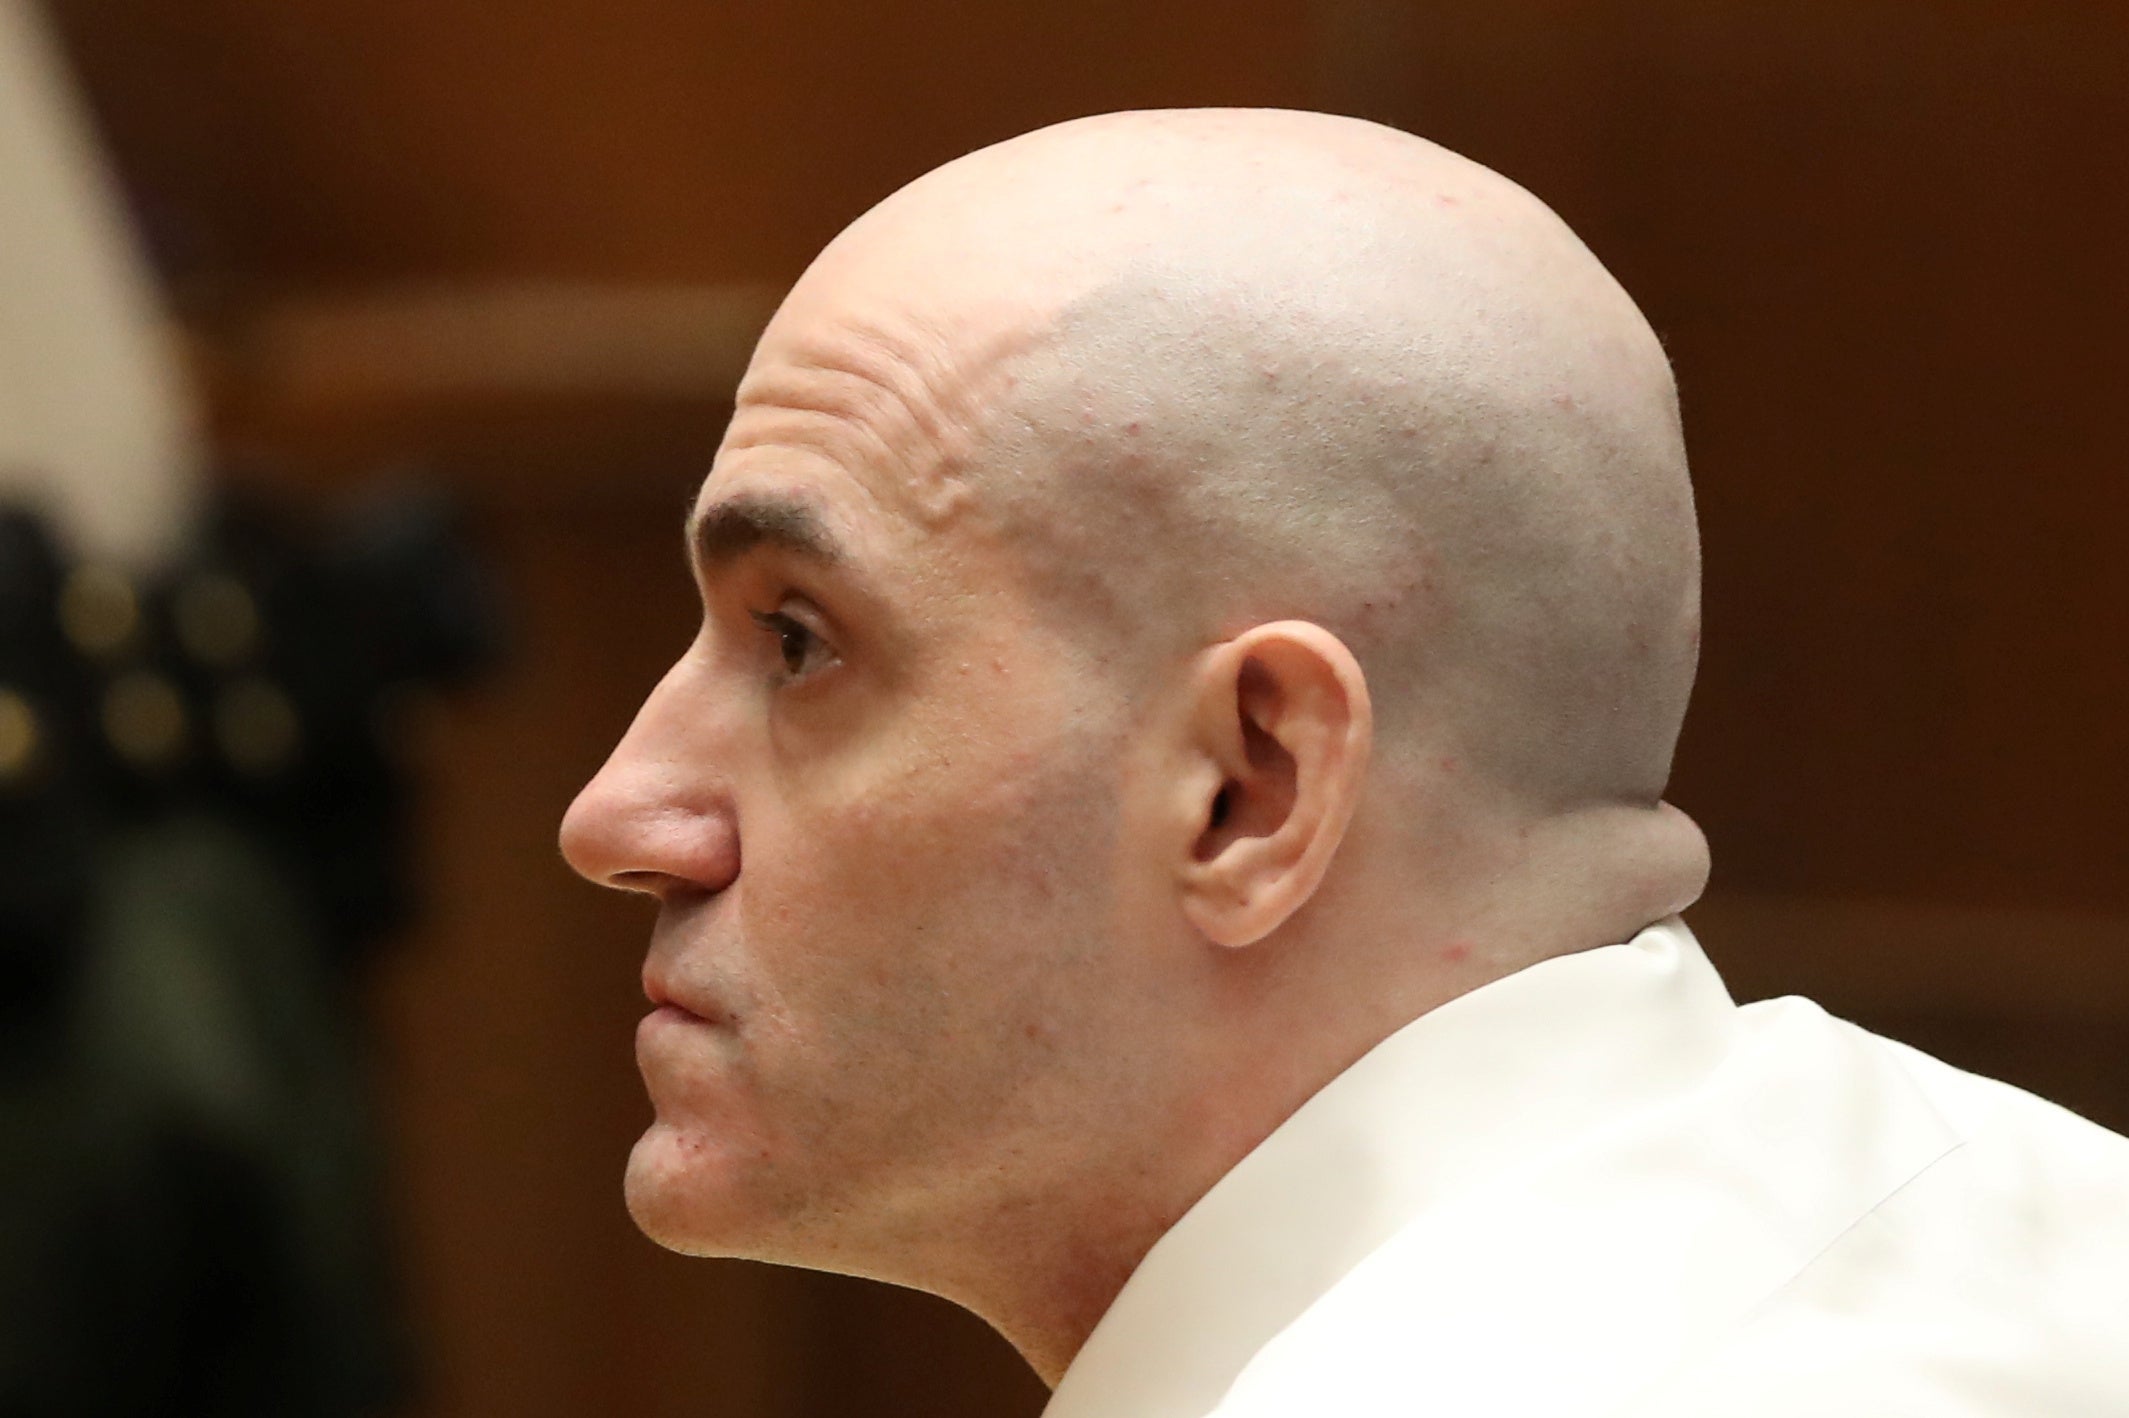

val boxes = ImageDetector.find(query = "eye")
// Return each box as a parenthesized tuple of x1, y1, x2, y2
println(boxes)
(748, 607, 835, 681)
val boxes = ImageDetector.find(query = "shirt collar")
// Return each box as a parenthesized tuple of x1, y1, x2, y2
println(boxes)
(1042, 917, 1739, 1418)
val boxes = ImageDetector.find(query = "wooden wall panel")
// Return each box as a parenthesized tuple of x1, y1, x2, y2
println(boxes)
(48, 0, 1314, 290)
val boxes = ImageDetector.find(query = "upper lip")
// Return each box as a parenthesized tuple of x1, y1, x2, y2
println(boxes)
(641, 901, 732, 1023)
(642, 965, 724, 1023)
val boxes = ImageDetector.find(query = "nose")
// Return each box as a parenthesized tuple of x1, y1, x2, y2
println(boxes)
(559, 656, 742, 900)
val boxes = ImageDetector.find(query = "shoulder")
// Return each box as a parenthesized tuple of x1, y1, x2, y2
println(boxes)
(1210, 1008, 2129, 1418)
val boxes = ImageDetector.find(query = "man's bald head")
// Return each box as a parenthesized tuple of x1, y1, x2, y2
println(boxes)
(752, 108, 1699, 820)
(570, 109, 1712, 1377)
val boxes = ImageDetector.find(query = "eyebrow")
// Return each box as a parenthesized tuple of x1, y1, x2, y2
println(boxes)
(687, 493, 848, 576)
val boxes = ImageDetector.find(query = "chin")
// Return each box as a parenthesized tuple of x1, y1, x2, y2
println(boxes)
(624, 1119, 784, 1259)
(625, 1115, 753, 1251)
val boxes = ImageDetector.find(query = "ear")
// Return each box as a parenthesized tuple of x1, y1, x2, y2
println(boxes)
(1177, 621, 1373, 948)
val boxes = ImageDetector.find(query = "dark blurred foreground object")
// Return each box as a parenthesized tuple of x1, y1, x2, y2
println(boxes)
(0, 483, 503, 1417)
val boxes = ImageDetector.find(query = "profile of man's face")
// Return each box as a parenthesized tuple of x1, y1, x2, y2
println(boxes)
(560, 306, 1169, 1267)
(561, 109, 1719, 1389)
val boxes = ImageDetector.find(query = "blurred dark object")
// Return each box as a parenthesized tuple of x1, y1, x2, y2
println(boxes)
(0, 507, 97, 1034)
(0, 479, 503, 1416)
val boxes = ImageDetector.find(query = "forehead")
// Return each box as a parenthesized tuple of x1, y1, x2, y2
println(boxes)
(692, 288, 1060, 581)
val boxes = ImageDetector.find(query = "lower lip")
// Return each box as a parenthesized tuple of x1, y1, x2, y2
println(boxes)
(636, 1004, 736, 1100)
(638, 1004, 716, 1067)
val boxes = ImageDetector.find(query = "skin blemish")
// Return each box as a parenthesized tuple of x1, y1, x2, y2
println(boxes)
(1441, 940, 1471, 965)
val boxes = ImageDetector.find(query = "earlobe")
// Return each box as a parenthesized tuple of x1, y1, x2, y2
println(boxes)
(1178, 622, 1372, 948)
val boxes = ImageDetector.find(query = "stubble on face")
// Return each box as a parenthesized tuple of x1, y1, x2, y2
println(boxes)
(619, 307, 1166, 1282)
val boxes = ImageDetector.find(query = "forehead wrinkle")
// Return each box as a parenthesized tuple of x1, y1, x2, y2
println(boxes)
(726, 310, 1051, 528)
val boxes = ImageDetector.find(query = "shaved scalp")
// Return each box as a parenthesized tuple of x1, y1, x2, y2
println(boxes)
(758, 104, 1701, 823)
(656, 110, 1714, 1371)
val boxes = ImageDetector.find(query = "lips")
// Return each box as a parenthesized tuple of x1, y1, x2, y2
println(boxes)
(642, 967, 731, 1027)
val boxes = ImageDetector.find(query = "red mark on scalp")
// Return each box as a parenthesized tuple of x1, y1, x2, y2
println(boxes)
(1441, 941, 1471, 965)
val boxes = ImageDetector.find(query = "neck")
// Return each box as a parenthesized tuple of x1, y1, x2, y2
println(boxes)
(891, 798, 1711, 1385)
(890, 1012, 1356, 1385)
(1462, 798, 1712, 969)
(951, 1190, 1185, 1385)
(853, 1136, 1243, 1385)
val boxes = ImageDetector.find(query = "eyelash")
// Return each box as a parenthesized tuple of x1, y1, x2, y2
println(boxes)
(748, 607, 833, 681)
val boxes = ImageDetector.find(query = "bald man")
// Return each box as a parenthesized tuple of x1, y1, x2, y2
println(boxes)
(561, 109, 2129, 1416)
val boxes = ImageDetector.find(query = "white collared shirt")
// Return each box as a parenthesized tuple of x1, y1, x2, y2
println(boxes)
(1045, 918, 2129, 1417)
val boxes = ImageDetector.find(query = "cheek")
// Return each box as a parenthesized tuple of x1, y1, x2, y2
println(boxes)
(803, 689, 1102, 872)
(901, 734, 1113, 914)
(750, 746, 1083, 966)
(739, 713, 1120, 1046)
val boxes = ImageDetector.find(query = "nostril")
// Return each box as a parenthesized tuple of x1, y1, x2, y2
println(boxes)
(559, 799, 740, 898)
(557, 750, 740, 895)
(609, 869, 678, 897)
